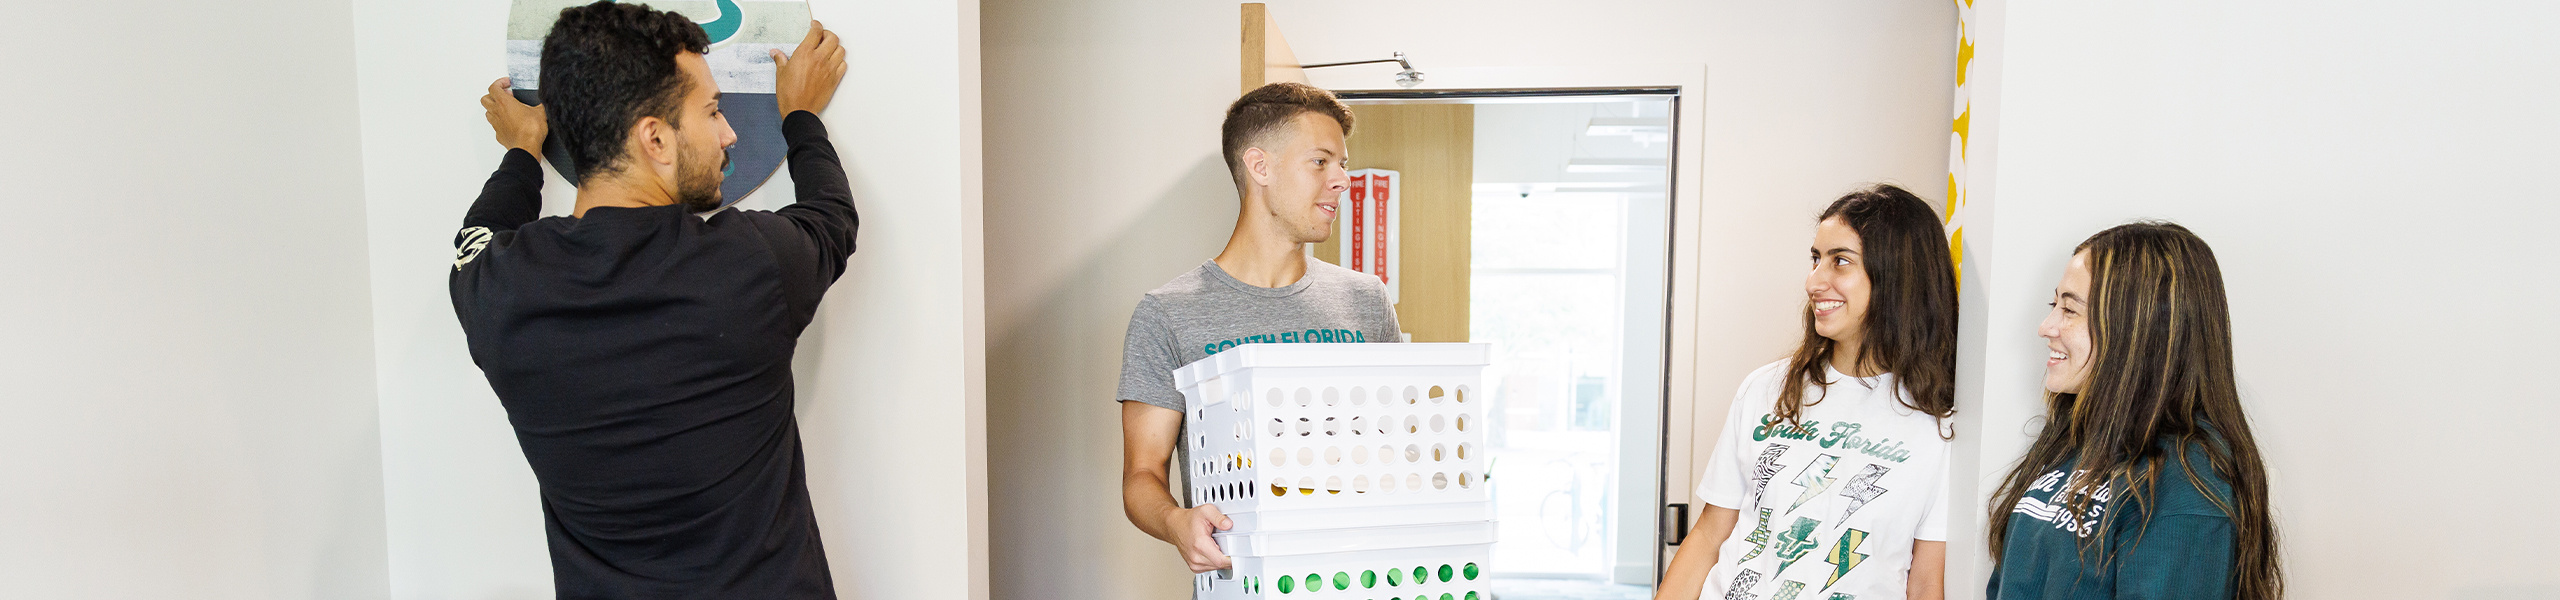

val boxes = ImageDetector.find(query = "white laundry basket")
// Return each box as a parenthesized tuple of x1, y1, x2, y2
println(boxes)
(1177, 343, 1497, 599)
(1175, 343, 1493, 517)
(1194, 522, 1494, 600)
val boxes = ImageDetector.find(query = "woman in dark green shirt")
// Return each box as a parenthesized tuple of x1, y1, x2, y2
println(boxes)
(1985, 222, 2283, 600)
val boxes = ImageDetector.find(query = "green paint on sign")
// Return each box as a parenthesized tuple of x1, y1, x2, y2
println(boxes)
(696, 0, 742, 43)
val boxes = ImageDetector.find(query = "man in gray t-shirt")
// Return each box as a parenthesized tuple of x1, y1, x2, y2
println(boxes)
(1117, 83, 1402, 577)
(1117, 259, 1400, 415)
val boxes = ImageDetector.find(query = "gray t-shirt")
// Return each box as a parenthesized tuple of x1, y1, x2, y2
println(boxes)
(1118, 259, 1402, 504)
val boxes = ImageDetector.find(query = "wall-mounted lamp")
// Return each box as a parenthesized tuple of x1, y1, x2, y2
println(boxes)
(1303, 52, 1424, 88)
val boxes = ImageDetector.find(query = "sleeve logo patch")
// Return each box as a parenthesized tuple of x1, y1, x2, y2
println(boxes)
(454, 227, 494, 271)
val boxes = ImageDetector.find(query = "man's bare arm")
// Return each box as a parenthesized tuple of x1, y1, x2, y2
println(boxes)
(1122, 401, 1234, 573)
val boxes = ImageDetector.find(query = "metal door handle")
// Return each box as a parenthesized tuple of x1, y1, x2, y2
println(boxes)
(1663, 503, 1690, 546)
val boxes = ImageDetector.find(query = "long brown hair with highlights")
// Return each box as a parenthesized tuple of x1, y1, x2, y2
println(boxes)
(1776, 184, 1958, 426)
(1986, 222, 2282, 599)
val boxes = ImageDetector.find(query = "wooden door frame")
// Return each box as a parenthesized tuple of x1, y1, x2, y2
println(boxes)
(1240, 3, 1307, 93)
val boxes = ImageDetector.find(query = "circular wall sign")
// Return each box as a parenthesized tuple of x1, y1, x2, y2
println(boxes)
(505, 0, 813, 209)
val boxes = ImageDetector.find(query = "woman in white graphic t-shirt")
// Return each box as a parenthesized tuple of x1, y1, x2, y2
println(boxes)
(1656, 184, 1958, 600)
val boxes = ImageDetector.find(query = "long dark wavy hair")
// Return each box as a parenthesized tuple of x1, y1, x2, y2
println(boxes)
(1775, 184, 1958, 427)
(1985, 222, 2283, 599)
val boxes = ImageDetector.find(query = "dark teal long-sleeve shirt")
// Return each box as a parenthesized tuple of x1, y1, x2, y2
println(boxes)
(1988, 443, 2238, 600)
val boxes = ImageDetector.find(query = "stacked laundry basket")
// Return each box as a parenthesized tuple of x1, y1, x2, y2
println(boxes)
(1178, 343, 1494, 600)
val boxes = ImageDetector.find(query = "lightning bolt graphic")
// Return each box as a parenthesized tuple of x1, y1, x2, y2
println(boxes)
(1787, 454, 1842, 513)
(1771, 580, 1808, 600)
(1838, 464, 1891, 522)
(1722, 569, 1762, 600)
(1773, 516, 1822, 575)
(1740, 507, 1775, 560)
(1749, 445, 1789, 507)
(1824, 528, 1870, 590)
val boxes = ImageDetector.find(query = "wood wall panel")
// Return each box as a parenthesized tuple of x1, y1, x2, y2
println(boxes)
(1314, 103, 1473, 342)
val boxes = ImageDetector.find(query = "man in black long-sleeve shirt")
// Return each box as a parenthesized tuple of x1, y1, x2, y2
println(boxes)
(450, 4, 852, 598)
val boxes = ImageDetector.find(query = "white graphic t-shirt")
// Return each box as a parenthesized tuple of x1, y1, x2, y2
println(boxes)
(1695, 361, 1950, 600)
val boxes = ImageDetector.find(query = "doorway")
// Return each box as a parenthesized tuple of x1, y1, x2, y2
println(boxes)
(1319, 89, 1679, 600)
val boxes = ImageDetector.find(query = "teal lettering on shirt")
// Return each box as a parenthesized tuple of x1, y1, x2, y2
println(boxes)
(1203, 328, 1368, 356)
(1752, 414, 1823, 442)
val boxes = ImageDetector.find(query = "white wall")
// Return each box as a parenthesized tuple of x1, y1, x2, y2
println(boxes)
(0, 0, 391, 598)
(981, 1, 1954, 597)
(1954, 1, 2560, 597)
(352, 0, 986, 597)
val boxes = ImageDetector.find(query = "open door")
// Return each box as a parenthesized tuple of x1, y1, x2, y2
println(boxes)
(1321, 90, 1676, 600)
(1249, 5, 1473, 345)
(1312, 104, 1473, 344)
(1246, 7, 1690, 598)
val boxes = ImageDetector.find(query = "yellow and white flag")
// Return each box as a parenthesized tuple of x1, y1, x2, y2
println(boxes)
(1945, 0, 1979, 285)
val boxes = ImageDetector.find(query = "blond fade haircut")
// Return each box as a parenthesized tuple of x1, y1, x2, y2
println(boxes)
(1220, 82, 1355, 192)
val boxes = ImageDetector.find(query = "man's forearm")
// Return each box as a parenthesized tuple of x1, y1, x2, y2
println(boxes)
(773, 111, 858, 266)
(461, 148, 544, 232)
(1122, 470, 1184, 544)
(778, 112, 856, 223)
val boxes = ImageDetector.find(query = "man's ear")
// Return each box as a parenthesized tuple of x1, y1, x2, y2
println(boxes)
(1241, 146, 1273, 188)
(631, 116, 677, 170)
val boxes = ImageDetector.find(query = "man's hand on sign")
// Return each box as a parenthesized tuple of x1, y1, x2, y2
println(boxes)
(771, 21, 846, 118)
(481, 77, 547, 159)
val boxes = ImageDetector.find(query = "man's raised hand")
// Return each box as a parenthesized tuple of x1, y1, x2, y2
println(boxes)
(770, 21, 847, 118)
(481, 77, 547, 159)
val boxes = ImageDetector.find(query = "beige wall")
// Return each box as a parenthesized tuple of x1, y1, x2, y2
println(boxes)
(1954, 2, 2560, 597)
(983, 1, 1955, 597)
(0, 0, 390, 597)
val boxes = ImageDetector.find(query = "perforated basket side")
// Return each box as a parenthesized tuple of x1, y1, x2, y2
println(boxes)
(1185, 369, 1492, 514)
(1221, 501, 1493, 533)
(1216, 520, 1493, 557)
(1196, 544, 1492, 600)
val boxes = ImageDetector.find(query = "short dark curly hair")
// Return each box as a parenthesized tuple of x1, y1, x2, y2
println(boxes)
(539, 1, 710, 185)
(1221, 82, 1355, 191)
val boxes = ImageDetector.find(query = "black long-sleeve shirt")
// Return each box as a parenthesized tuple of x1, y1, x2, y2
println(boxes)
(449, 111, 855, 599)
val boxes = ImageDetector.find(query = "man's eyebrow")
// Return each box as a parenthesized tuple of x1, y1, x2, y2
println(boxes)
(709, 91, 723, 102)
